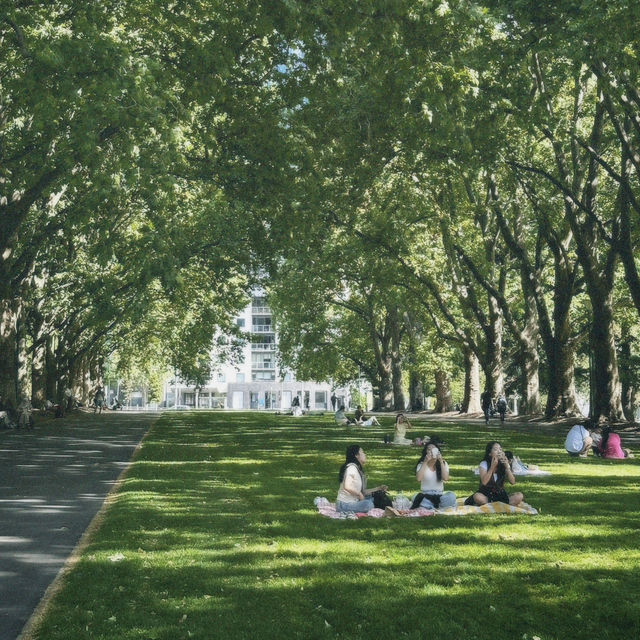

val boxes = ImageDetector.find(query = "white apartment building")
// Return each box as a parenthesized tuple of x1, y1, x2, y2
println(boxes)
(162, 293, 369, 411)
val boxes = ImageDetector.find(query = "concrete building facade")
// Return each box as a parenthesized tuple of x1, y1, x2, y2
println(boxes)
(162, 293, 369, 410)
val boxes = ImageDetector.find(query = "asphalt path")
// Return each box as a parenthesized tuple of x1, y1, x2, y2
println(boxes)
(0, 411, 158, 640)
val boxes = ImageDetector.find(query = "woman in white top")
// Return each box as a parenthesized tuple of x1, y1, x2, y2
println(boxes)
(336, 444, 387, 512)
(465, 441, 523, 506)
(393, 413, 413, 444)
(410, 438, 457, 509)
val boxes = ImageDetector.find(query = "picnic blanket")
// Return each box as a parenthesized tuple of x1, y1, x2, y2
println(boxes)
(314, 498, 434, 519)
(437, 498, 538, 515)
(315, 497, 538, 518)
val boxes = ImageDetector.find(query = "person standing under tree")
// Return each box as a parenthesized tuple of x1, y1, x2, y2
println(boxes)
(496, 394, 508, 422)
(480, 389, 492, 424)
(330, 392, 337, 411)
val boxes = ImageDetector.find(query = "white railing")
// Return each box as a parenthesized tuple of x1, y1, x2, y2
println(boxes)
(252, 306, 271, 314)
(252, 363, 276, 369)
(251, 343, 276, 350)
(252, 325, 274, 333)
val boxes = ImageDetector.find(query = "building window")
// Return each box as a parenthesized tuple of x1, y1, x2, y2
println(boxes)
(236, 373, 245, 383)
(252, 353, 274, 369)
(236, 318, 245, 328)
(283, 372, 292, 382)
(217, 373, 226, 383)
(315, 391, 327, 409)
(252, 371, 275, 381)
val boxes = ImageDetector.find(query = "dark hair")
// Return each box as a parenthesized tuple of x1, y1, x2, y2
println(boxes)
(395, 413, 404, 424)
(600, 426, 613, 451)
(339, 444, 363, 483)
(338, 405, 346, 411)
(482, 441, 507, 485)
(417, 439, 444, 481)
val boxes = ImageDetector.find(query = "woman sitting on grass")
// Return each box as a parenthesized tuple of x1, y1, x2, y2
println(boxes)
(393, 413, 413, 445)
(465, 441, 523, 506)
(410, 437, 457, 510)
(598, 426, 634, 459)
(334, 405, 355, 426)
(336, 444, 387, 513)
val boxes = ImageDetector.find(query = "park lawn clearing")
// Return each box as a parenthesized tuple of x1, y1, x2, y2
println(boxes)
(28, 412, 640, 640)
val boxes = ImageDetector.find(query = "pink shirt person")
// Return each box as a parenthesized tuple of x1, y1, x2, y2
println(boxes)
(599, 432, 625, 459)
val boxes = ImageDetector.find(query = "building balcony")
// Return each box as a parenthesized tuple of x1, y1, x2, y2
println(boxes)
(251, 363, 276, 370)
(252, 325, 274, 333)
(252, 306, 271, 314)
(251, 343, 276, 350)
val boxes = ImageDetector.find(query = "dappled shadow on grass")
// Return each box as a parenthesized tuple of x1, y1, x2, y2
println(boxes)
(30, 412, 640, 640)
(33, 542, 640, 640)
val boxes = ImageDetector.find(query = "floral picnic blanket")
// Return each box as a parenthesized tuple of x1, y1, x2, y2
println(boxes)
(315, 497, 538, 518)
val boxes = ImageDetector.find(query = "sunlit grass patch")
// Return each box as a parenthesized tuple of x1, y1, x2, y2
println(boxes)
(29, 412, 640, 640)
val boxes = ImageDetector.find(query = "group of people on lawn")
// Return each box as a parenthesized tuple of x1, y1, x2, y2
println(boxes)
(336, 439, 523, 513)
(336, 419, 635, 513)
(564, 422, 634, 459)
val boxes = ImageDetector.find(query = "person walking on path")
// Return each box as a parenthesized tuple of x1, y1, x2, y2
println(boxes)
(481, 389, 492, 424)
(496, 394, 508, 423)
(93, 385, 106, 414)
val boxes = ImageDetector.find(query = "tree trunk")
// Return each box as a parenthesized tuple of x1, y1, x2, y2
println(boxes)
(545, 335, 579, 418)
(389, 306, 404, 410)
(462, 348, 482, 413)
(484, 297, 504, 395)
(16, 312, 29, 403)
(434, 369, 453, 412)
(518, 289, 541, 414)
(409, 370, 424, 411)
(31, 339, 47, 408)
(619, 338, 636, 421)
(544, 269, 579, 418)
(377, 362, 393, 410)
(391, 361, 404, 410)
(45, 335, 58, 402)
(590, 291, 625, 422)
(520, 342, 541, 415)
(0, 298, 20, 411)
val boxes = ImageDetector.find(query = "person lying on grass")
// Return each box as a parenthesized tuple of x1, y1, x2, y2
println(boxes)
(465, 441, 524, 507)
(410, 437, 457, 510)
(336, 444, 388, 513)
(354, 405, 380, 426)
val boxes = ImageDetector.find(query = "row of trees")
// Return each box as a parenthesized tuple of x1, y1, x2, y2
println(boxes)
(263, 1, 640, 421)
(2, 1, 639, 422)
(0, 1, 295, 409)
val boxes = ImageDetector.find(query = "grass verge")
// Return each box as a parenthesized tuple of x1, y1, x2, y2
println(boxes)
(28, 412, 640, 640)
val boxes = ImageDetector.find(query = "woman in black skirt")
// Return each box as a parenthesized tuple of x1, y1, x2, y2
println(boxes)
(466, 441, 523, 506)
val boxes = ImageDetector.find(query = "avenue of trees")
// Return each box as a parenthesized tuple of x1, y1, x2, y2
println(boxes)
(2, 1, 639, 422)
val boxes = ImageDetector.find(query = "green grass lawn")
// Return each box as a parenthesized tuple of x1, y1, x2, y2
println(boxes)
(30, 413, 640, 640)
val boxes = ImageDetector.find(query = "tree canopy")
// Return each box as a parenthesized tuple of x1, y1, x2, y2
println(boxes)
(2, 0, 639, 421)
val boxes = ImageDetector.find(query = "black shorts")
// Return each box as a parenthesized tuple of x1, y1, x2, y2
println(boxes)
(466, 484, 509, 505)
